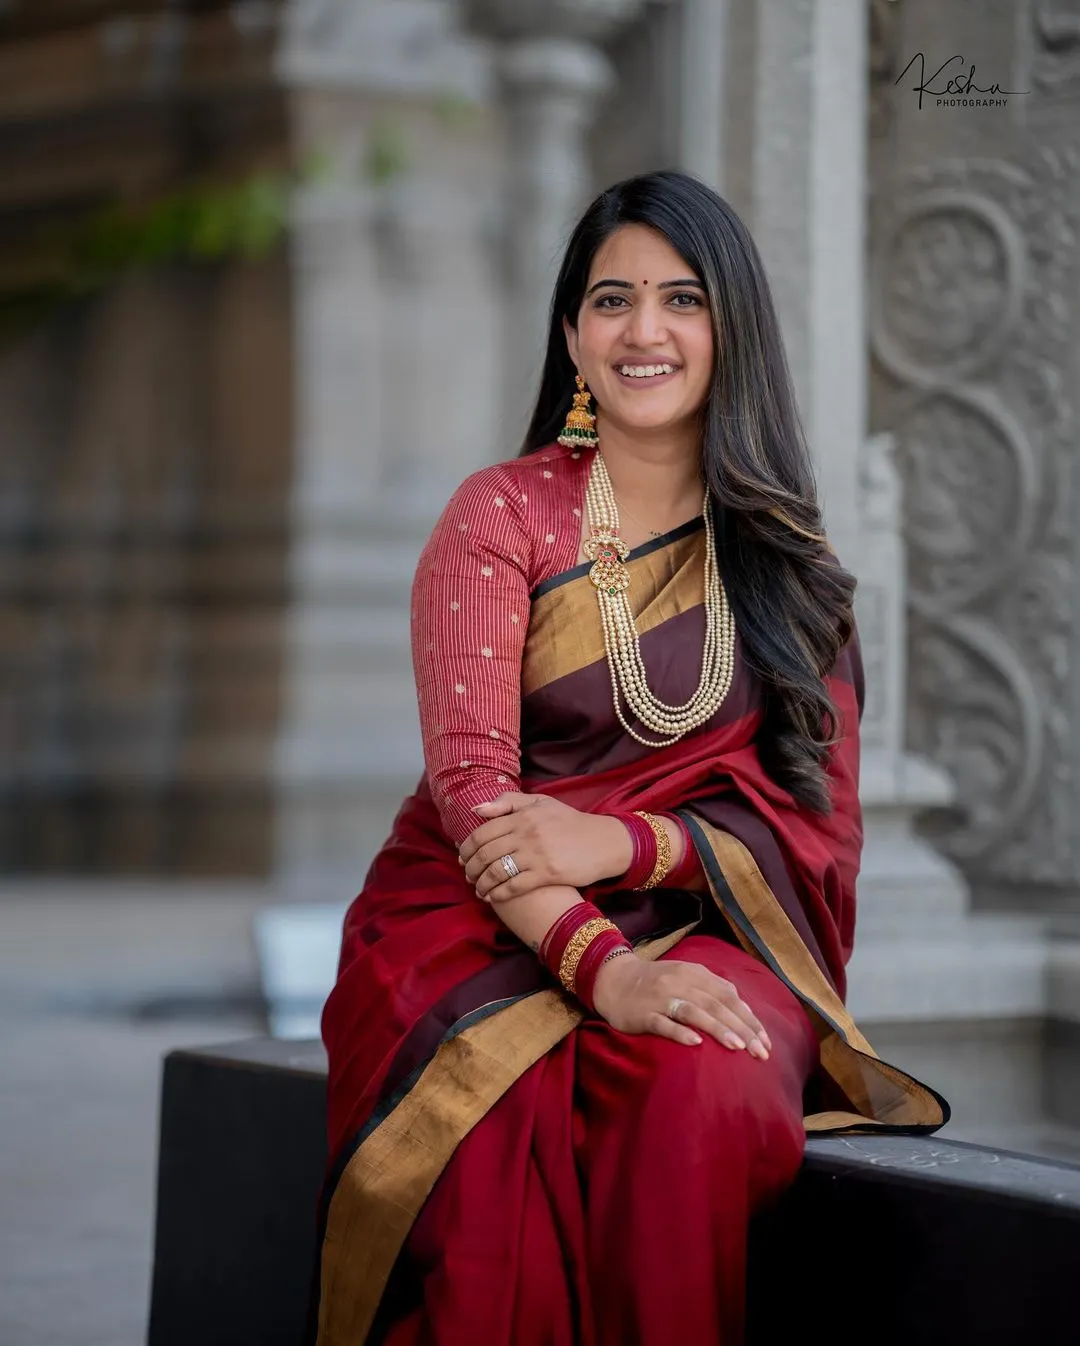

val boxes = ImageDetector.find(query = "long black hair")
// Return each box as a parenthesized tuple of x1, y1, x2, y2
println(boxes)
(520, 169, 857, 814)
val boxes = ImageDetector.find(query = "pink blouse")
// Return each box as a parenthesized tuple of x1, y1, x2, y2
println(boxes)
(409, 439, 705, 891)
(410, 442, 585, 846)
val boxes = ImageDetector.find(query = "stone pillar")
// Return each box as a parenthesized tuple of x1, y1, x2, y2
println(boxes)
(675, 0, 728, 190)
(721, 0, 951, 866)
(465, 0, 645, 447)
(717, 0, 1058, 1149)
(272, 0, 500, 892)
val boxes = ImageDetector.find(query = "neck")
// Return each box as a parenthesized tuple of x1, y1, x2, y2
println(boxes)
(591, 413, 704, 513)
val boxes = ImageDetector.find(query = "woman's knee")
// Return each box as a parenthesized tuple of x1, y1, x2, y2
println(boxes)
(612, 1028, 787, 1127)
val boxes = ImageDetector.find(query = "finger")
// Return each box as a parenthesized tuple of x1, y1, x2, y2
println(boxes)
(673, 1000, 765, 1056)
(693, 971, 772, 1052)
(694, 997, 770, 1058)
(715, 988, 771, 1052)
(644, 1009, 703, 1048)
(462, 814, 521, 865)
(678, 1004, 747, 1051)
(731, 998, 772, 1052)
(467, 826, 523, 881)
(472, 792, 529, 819)
(476, 862, 530, 902)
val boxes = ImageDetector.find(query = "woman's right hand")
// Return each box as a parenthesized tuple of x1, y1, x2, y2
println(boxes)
(591, 953, 773, 1059)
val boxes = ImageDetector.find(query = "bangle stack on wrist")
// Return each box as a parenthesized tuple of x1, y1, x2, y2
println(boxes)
(538, 902, 634, 1012)
(608, 810, 698, 891)
(658, 812, 699, 888)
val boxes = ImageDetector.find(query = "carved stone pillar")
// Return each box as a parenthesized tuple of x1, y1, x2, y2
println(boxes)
(465, 0, 645, 446)
(869, 0, 1080, 921)
(714, 0, 1064, 1149)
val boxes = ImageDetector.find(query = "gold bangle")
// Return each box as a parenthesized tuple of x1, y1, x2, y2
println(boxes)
(558, 917, 621, 995)
(632, 811, 672, 889)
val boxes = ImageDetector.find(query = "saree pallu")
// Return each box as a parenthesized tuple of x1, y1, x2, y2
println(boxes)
(316, 520, 951, 1346)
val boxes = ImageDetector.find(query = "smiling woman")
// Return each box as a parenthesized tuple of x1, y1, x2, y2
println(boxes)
(570, 234, 714, 441)
(314, 169, 950, 1346)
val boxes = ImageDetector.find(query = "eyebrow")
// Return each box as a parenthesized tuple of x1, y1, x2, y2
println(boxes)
(584, 277, 705, 297)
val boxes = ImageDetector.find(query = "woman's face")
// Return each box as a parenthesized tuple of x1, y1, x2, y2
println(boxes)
(563, 223, 715, 437)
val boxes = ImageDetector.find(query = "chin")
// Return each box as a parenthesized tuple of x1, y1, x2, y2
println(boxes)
(617, 406, 686, 431)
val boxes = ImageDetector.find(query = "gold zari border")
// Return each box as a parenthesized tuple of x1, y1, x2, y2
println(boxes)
(522, 529, 704, 696)
(317, 924, 693, 1346)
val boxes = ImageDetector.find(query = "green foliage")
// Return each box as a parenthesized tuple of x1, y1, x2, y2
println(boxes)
(0, 93, 480, 339)
(363, 118, 411, 185)
(0, 167, 297, 339)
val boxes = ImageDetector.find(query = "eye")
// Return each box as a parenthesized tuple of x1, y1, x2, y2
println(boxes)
(594, 293, 628, 309)
(669, 292, 704, 307)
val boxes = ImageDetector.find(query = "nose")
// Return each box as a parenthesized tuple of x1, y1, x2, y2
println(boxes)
(623, 296, 670, 348)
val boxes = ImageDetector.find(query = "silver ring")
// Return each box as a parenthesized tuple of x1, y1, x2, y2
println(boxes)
(666, 997, 686, 1020)
(500, 853, 520, 878)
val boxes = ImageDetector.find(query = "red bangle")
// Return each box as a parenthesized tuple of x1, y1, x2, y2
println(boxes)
(573, 930, 633, 1012)
(539, 901, 609, 978)
(539, 903, 592, 968)
(536, 903, 632, 1008)
(617, 812, 658, 888)
(658, 813, 699, 887)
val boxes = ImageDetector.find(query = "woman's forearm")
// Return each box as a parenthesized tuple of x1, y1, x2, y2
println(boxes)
(489, 883, 587, 954)
(487, 815, 708, 960)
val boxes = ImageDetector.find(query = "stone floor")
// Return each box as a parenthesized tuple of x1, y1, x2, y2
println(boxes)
(0, 883, 271, 1346)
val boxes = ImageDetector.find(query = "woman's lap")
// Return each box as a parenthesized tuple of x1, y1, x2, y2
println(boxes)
(374, 933, 820, 1346)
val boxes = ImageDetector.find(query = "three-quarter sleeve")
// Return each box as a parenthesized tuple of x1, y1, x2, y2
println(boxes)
(410, 464, 534, 846)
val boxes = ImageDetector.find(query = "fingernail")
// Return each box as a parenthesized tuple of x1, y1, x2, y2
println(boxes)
(723, 1032, 746, 1050)
(749, 1040, 770, 1060)
(688, 1033, 703, 1045)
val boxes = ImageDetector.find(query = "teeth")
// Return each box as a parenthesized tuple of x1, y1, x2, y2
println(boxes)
(618, 363, 676, 378)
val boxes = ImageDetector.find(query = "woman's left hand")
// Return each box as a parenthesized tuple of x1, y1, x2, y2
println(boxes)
(458, 793, 630, 902)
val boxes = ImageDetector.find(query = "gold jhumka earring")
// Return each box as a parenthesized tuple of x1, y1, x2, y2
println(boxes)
(557, 373, 600, 449)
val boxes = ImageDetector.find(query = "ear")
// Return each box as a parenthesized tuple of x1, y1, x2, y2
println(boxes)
(562, 314, 579, 370)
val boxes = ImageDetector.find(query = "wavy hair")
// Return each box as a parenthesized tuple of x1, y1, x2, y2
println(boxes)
(519, 169, 857, 813)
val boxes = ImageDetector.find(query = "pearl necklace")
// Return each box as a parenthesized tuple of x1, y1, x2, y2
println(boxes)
(583, 448, 737, 747)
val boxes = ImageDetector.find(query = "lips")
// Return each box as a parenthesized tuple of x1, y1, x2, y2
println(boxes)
(613, 363, 681, 385)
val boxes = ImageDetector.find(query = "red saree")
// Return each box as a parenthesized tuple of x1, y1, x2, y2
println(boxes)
(315, 449, 950, 1346)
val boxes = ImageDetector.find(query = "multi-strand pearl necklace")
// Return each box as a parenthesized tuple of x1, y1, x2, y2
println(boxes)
(583, 448, 737, 747)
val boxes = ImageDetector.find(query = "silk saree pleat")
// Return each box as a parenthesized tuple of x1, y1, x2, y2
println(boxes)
(315, 521, 951, 1345)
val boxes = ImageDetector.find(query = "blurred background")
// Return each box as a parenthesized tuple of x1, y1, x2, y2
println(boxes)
(2, 0, 1080, 1342)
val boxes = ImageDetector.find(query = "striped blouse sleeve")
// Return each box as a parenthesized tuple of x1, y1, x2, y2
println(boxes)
(410, 465, 533, 847)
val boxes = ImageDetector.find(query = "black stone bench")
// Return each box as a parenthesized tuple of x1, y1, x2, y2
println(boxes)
(148, 1038, 1080, 1346)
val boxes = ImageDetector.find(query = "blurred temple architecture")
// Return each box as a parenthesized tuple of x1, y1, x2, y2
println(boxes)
(2, 0, 1080, 1153)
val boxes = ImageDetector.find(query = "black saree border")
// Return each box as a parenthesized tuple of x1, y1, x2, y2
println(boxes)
(530, 514, 705, 600)
(675, 808, 951, 1136)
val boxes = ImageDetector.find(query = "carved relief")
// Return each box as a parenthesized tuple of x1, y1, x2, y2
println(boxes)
(1032, 0, 1080, 96)
(871, 153, 1079, 891)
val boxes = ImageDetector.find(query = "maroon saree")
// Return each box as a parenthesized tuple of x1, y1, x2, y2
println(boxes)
(315, 517, 950, 1346)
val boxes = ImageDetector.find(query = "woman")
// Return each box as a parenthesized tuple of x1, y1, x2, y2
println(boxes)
(314, 170, 950, 1346)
